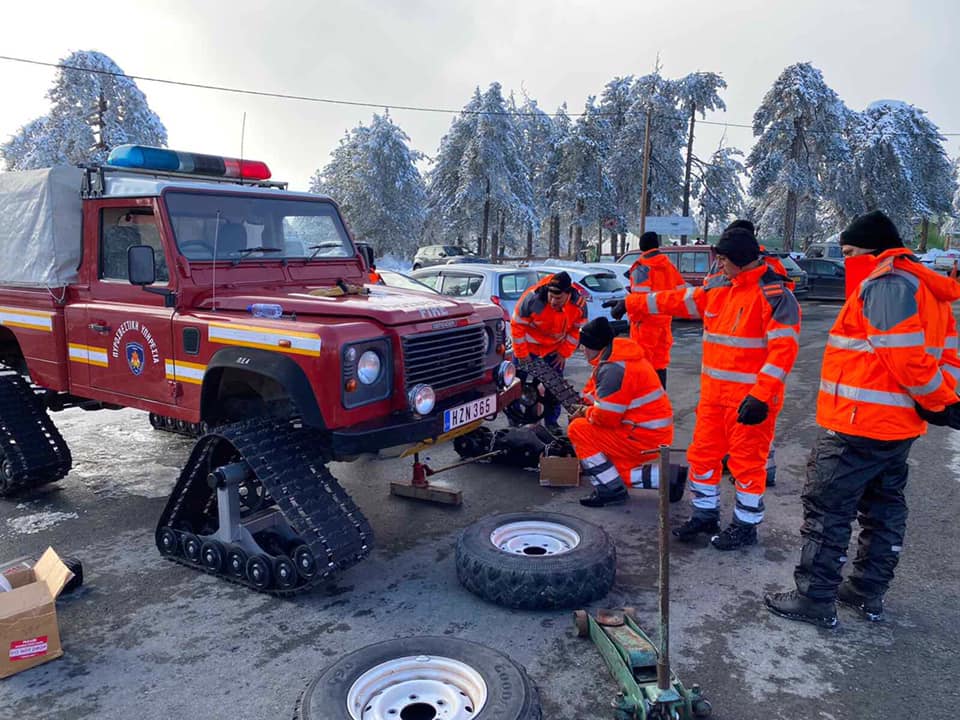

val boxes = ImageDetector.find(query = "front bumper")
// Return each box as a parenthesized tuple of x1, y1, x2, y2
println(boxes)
(328, 380, 522, 458)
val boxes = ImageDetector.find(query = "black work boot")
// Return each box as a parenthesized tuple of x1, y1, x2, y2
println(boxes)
(580, 483, 628, 507)
(672, 514, 720, 542)
(837, 581, 884, 622)
(710, 520, 758, 551)
(764, 590, 838, 629)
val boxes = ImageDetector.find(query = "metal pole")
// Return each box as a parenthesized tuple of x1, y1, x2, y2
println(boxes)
(656, 443, 671, 692)
(639, 109, 652, 236)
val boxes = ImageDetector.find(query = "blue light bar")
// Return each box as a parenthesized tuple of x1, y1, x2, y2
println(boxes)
(106, 145, 271, 180)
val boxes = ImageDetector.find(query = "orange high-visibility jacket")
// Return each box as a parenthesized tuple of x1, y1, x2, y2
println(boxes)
(368, 270, 384, 284)
(581, 338, 674, 438)
(627, 249, 687, 369)
(760, 247, 796, 290)
(511, 276, 587, 359)
(626, 263, 801, 408)
(817, 248, 960, 440)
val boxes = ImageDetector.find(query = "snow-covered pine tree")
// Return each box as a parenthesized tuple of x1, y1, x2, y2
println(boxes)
(677, 72, 727, 243)
(455, 82, 533, 260)
(849, 100, 957, 249)
(692, 141, 745, 244)
(311, 112, 426, 259)
(2, 50, 167, 170)
(514, 94, 558, 257)
(424, 89, 483, 248)
(598, 76, 635, 255)
(747, 63, 850, 250)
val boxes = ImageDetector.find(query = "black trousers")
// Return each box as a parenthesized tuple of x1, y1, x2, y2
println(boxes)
(655, 368, 667, 389)
(794, 428, 916, 601)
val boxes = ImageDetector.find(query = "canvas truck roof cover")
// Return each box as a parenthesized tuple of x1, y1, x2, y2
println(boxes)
(0, 166, 84, 287)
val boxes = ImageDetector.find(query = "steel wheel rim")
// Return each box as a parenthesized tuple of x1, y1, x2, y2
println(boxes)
(346, 654, 487, 720)
(489, 519, 581, 556)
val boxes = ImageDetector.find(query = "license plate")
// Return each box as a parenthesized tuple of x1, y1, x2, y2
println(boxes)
(443, 394, 497, 432)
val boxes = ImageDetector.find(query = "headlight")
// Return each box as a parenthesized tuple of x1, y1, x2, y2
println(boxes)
(481, 327, 491, 355)
(497, 360, 517, 388)
(357, 351, 381, 385)
(408, 383, 436, 415)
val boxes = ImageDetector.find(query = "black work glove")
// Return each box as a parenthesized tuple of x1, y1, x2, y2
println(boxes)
(601, 299, 627, 320)
(736, 395, 769, 425)
(915, 400, 960, 429)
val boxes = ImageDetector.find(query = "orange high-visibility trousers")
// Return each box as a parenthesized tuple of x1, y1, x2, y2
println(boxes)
(685, 401, 778, 523)
(568, 418, 671, 488)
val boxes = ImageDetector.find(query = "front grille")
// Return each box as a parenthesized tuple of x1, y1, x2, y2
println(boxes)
(402, 325, 486, 391)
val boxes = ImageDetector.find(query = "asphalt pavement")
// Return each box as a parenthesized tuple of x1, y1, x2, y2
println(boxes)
(2, 301, 958, 719)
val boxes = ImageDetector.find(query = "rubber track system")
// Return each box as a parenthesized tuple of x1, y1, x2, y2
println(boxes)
(505, 356, 582, 425)
(156, 418, 373, 595)
(0, 372, 72, 495)
(148, 412, 205, 438)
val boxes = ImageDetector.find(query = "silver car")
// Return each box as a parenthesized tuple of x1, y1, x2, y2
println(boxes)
(529, 264, 628, 321)
(410, 264, 540, 318)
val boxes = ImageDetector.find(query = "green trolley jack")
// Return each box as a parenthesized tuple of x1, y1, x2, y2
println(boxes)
(574, 446, 712, 720)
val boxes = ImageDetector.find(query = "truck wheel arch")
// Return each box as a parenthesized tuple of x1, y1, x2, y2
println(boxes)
(200, 348, 325, 429)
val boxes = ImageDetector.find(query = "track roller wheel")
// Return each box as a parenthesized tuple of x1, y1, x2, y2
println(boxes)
(0, 455, 15, 496)
(226, 547, 248, 579)
(157, 526, 180, 557)
(292, 544, 317, 580)
(274, 555, 298, 590)
(246, 554, 273, 589)
(574, 609, 590, 638)
(181, 532, 203, 564)
(201, 540, 225, 572)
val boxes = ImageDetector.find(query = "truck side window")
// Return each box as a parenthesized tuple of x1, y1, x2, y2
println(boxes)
(100, 208, 170, 283)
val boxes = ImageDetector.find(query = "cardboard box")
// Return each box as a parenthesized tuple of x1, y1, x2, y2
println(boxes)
(539, 455, 581, 487)
(0, 547, 73, 679)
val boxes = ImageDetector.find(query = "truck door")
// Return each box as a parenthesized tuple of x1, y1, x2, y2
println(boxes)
(84, 203, 177, 407)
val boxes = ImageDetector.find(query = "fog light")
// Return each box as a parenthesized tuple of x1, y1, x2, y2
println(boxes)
(497, 360, 517, 388)
(345, 378, 358, 393)
(407, 383, 436, 415)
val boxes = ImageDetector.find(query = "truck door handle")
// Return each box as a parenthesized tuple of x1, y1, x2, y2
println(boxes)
(88, 322, 111, 334)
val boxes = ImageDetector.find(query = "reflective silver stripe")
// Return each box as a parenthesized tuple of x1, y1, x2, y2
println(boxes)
(565, 334, 579, 345)
(906, 371, 945, 397)
(734, 491, 764, 524)
(595, 398, 628, 413)
(760, 363, 788, 382)
(926, 347, 943, 359)
(819, 380, 913, 408)
(689, 480, 719, 510)
(867, 331, 926, 349)
(595, 466, 622, 484)
(631, 287, 650, 295)
(683, 287, 700, 318)
(828, 334, 873, 353)
(624, 416, 672, 430)
(675, 283, 688, 290)
(703, 366, 758, 384)
(582, 392, 596, 402)
(946, 335, 959, 350)
(647, 293, 658, 313)
(945, 365, 960, 381)
(767, 327, 799, 342)
(627, 388, 665, 408)
(630, 464, 660, 488)
(692, 469, 714, 481)
(512, 317, 530, 326)
(582, 452, 609, 469)
(704, 331, 766, 349)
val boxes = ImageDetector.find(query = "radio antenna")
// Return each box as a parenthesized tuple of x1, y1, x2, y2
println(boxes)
(239, 112, 246, 186)
(212, 210, 222, 311)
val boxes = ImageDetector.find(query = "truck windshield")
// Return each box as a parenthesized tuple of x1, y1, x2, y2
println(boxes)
(164, 192, 354, 261)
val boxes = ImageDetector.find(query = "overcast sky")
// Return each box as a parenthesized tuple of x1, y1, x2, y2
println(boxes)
(1, 0, 957, 191)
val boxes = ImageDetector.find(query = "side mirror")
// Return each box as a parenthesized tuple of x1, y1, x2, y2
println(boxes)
(356, 242, 375, 270)
(128, 245, 156, 286)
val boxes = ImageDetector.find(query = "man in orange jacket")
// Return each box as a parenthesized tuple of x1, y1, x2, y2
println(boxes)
(567, 317, 675, 506)
(765, 211, 960, 628)
(511, 271, 587, 432)
(621, 231, 687, 387)
(625, 223, 801, 549)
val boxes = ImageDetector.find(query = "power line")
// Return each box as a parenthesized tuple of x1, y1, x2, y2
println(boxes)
(1, 53, 958, 137)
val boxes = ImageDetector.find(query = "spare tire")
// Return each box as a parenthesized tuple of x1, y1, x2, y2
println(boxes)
(295, 636, 541, 720)
(456, 512, 616, 610)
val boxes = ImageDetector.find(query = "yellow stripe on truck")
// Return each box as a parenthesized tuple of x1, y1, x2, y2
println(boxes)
(208, 322, 321, 357)
(0, 306, 54, 332)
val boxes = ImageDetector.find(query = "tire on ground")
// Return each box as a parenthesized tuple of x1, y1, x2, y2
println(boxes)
(456, 511, 616, 610)
(295, 636, 542, 720)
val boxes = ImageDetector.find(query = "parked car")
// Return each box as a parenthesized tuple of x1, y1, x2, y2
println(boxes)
(797, 258, 846, 299)
(805, 242, 844, 261)
(617, 246, 712, 286)
(412, 244, 480, 270)
(377, 269, 441, 294)
(530, 265, 627, 320)
(933, 250, 960, 275)
(410, 264, 540, 318)
(540, 257, 632, 280)
(765, 251, 809, 297)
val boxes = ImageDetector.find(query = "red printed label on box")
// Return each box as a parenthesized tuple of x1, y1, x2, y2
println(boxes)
(10, 636, 48, 661)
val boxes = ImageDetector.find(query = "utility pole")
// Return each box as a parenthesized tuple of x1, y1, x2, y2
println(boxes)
(638, 108, 652, 236)
(597, 162, 603, 253)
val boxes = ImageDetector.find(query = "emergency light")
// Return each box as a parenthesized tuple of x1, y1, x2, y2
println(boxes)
(107, 145, 272, 181)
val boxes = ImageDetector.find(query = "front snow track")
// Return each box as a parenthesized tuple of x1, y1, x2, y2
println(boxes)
(155, 418, 373, 595)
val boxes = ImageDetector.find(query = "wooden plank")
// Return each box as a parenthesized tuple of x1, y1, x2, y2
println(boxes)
(390, 481, 462, 506)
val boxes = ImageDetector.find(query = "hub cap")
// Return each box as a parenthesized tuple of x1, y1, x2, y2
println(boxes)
(346, 655, 487, 720)
(489, 520, 581, 556)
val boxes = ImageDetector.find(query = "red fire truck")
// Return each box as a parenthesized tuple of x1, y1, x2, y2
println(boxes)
(0, 146, 518, 593)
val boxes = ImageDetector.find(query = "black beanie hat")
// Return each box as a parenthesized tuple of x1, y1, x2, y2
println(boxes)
(639, 231, 660, 252)
(840, 210, 903, 253)
(724, 219, 755, 235)
(579, 317, 614, 350)
(547, 271, 572, 293)
(714, 227, 761, 268)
